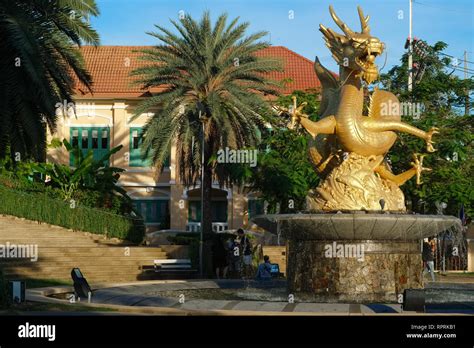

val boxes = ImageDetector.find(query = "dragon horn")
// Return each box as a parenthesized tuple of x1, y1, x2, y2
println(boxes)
(329, 5, 354, 37)
(319, 24, 331, 39)
(357, 6, 370, 34)
(319, 24, 340, 43)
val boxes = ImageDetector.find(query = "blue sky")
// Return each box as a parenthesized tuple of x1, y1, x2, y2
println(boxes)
(92, 0, 474, 76)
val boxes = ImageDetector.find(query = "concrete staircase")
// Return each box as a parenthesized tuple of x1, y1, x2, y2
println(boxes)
(0, 215, 167, 283)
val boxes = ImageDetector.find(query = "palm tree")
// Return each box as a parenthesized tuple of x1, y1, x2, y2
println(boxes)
(132, 12, 281, 247)
(0, 0, 100, 161)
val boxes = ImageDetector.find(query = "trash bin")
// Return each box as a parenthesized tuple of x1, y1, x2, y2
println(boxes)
(403, 289, 425, 312)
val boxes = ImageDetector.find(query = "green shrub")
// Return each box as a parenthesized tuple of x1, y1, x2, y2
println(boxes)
(0, 186, 145, 243)
(0, 173, 63, 200)
(72, 189, 128, 215)
(0, 174, 133, 216)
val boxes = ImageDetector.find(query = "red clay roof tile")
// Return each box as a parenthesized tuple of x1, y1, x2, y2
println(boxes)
(74, 46, 323, 98)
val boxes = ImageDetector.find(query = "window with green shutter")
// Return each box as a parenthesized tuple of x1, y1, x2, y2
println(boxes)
(129, 127, 170, 167)
(188, 201, 228, 223)
(70, 127, 110, 166)
(132, 199, 169, 224)
(248, 199, 264, 219)
(129, 127, 151, 167)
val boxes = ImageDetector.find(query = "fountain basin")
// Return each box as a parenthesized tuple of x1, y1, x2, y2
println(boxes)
(252, 213, 461, 303)
(252, 213, 461, 241)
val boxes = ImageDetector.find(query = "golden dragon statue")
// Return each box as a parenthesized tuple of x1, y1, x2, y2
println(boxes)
(279, 6, 438, 211)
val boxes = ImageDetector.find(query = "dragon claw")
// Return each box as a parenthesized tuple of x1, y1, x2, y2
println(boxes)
(426, 127, 439, 153)
(427, 143, 436, 153)
(411, 153, 431, 185)
(280, 97, 309, 130)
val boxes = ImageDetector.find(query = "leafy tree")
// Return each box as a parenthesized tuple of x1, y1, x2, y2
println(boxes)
(250, 128, 319, 213)
(247, 91, 320, 213)
(276, 90, 321, 122)
(131, 12, 282, 238)
(0, 0, 100, 161)
(380, 41, 474, 217)
(380, 41, 472, 111)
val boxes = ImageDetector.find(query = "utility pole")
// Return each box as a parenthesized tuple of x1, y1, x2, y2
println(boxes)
(465, 50, 470, 115)
(408, 0, 413, 92)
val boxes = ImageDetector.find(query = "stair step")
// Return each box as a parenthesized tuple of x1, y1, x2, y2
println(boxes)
(0, 214, 176, 282)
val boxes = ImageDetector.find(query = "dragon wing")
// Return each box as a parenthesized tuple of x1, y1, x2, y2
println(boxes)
(368, 87, 401, 122)
(314, 56, 339, 118)
(308, 57, 341, 177)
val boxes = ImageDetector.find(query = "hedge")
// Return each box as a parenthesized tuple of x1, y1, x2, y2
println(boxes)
(0, 186, 145, 243)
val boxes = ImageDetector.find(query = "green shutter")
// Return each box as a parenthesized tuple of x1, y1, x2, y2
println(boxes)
(129, 127, 151, 167)
(70, 127, 109, 166)
(188, 201, 227, 223)
(188, 201, 201, 222)
(248, 199, 264, 219)
(129, 127, 171, 168)
(163, 154, 170, 167)
(132, 199, 169, 224)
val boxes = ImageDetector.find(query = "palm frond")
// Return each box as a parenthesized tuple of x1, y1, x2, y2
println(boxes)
(132, 12, 282, 187)
(0, 0, 99, 160)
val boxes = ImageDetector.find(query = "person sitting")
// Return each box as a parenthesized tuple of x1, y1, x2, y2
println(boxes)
(255, 255, 272, 280)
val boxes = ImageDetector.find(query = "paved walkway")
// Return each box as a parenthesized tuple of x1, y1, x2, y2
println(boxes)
(90, 283, 395, 314)
(26, 279, 474, 315)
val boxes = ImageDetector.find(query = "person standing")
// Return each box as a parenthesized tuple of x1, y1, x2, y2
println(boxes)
(422, 238, 435, 281)
(236, 228, 252, 279)
(225, 237, 238, 277)
(211, 234, 228, 279)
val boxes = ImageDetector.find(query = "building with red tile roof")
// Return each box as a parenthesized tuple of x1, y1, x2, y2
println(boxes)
(74, 45, 322, 98)
(50, 45, 325, 234)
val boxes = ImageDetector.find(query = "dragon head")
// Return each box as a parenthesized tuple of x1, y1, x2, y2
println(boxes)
(320, 6, 384, 84)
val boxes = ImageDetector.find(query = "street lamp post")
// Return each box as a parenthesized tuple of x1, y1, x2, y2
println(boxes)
(408, 0, 413, 92)
(200, 114, 204, 278)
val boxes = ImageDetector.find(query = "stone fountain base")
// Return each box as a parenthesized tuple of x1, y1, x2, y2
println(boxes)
(252, 213, 461, 303)
(287, 239, 421, 303)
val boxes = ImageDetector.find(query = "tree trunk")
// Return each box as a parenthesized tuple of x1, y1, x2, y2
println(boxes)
(201, 136, 214, 277)
(202, 154, 213, 236)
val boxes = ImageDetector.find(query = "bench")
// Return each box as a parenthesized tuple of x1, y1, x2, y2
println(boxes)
(153, 259, 195, 272)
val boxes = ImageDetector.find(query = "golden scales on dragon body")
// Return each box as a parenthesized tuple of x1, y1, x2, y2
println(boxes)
(278, 5, 439, 211)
